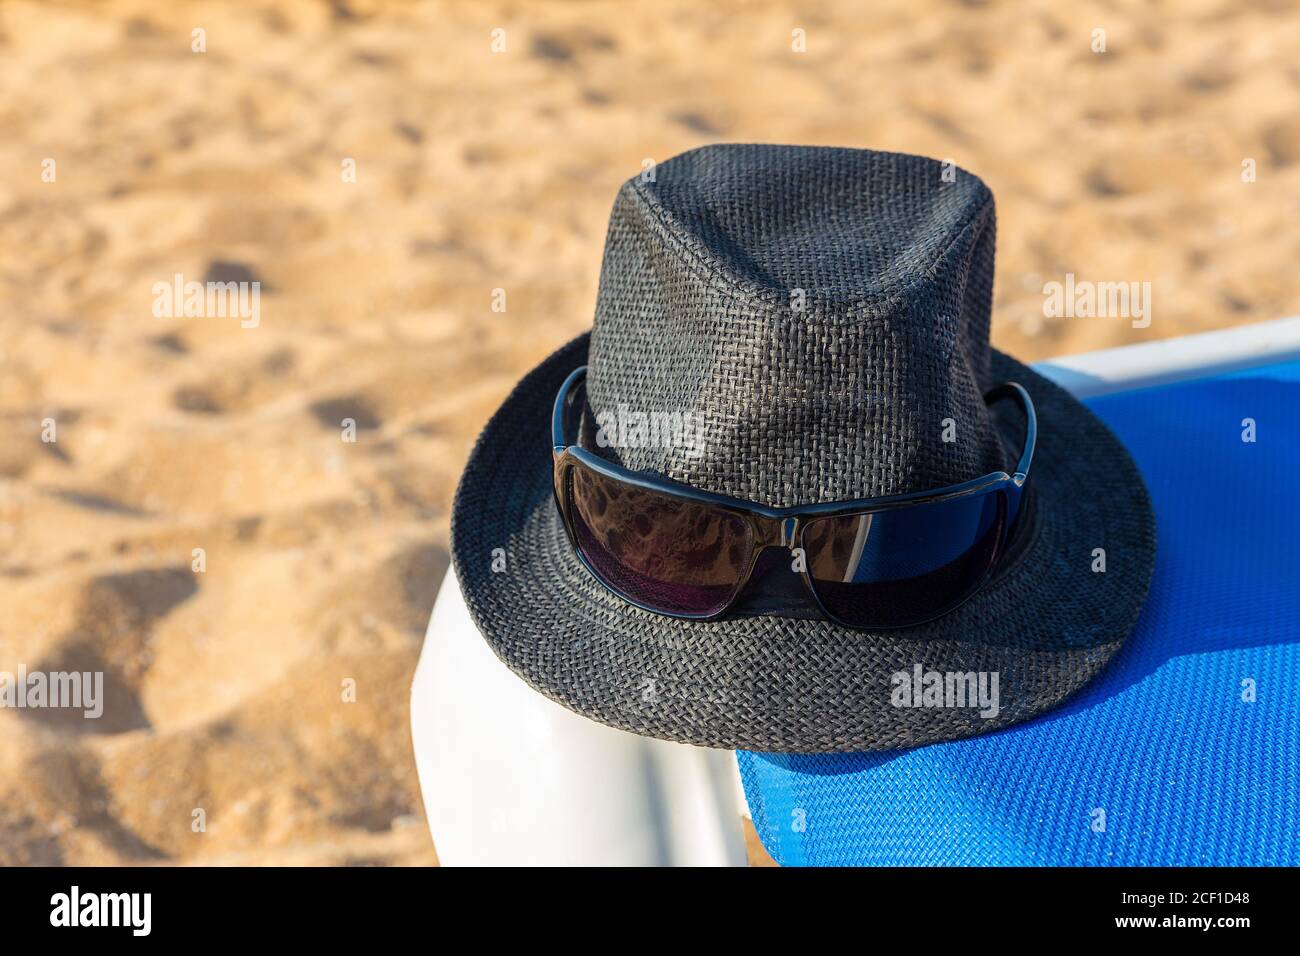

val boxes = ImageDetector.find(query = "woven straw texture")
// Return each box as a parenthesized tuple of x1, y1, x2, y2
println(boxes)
(589, 145, 1002, 505)
(450, 145, 1156, 752)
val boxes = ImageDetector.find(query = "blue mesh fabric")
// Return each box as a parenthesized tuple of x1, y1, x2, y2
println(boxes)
(737, 359, 1300, 865)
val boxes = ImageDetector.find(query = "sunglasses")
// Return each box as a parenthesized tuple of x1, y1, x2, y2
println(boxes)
(551, 366, 1036, 630)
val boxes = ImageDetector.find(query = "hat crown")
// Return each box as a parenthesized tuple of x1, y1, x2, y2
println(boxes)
(586, 144, 1005, 507)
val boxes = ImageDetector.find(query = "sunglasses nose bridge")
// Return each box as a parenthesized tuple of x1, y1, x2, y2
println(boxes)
(749, 514, 799, 552)
(728, 516, 824, 621)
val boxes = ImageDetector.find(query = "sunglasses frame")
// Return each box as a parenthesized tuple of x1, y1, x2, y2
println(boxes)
(551, 366, 1036, 630)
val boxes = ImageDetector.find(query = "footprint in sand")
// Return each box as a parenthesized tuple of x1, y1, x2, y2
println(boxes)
(22, 566, 198, 735)
(309, 394, 383, 432)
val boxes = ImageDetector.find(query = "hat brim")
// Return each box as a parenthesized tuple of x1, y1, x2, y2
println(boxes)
(450, 333, 1156, 752)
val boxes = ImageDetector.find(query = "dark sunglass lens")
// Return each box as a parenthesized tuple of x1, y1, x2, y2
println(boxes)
(568, 465, 751, 616)
(802, 491, 1004, 628)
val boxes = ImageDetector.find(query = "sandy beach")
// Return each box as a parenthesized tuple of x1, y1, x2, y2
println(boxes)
(0, 0, 1297, 865)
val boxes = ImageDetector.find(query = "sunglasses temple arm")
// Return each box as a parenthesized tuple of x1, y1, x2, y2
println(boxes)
(552, 365, 589, 452)
(1012, 383, 1036, 483)
(983, 381, 1037, 483)
(982, 381, 1036, 549)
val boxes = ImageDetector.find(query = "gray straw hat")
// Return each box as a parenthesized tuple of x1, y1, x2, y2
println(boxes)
(451, 144, 1155, 753)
